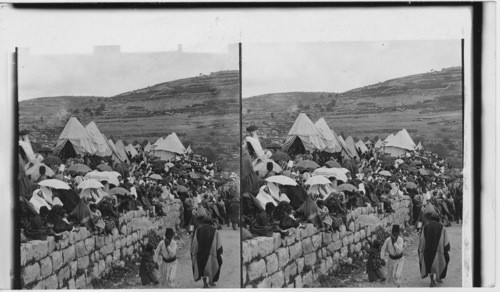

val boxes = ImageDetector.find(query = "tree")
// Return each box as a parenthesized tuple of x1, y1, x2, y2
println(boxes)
(364, 136, 370, 142)
(99, 103, 106, 111)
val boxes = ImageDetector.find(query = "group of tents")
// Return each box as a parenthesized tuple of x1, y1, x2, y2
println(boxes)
(281, 113, 423, 158)
(23, 117, 192, 164)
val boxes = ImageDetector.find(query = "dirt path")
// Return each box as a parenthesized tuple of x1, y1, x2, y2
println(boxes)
(342, 223, 462, 288)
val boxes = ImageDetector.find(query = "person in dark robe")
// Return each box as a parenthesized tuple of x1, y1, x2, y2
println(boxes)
(418, 212, 450, 287)
(191, 216, 223, 288)
(366, 239, 386, 282)
(139, 242, 159, 286)
(241, 147, 263, 195)
(46, 205, 73, 233)
(273, 201, 300, 230)
(19, 165, 37, 200)
(280, 185, 308, 209)
(296, 196, 324, 229)
(19, 196, 38, 230)
(58, 188, 81, 214)
(227, 198, 240, 230)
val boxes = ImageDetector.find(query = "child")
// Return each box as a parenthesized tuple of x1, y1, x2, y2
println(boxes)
(366, 239, 386, 282)
(155, 228, 177, 288)
(316, 200, 333, 232)
(139, 242, 159, 286)
(381, 224, 404, 287)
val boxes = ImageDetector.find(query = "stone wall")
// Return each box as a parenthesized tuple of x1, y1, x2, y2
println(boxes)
(242, 196, 411, 288)
(20, 199, 183, 289)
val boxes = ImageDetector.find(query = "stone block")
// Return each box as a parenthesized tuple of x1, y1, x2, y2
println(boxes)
(284, 229, 296, 245)
(258, 236, 275, 257)
(348, 233, 354, 244)
(306, 223, 318, 237)
(297, 227, 308, 240)
(37, 274, 58, 290)
(51, 250, 63, 272)
(266, 253, 279, 274)
(296, 257, 305, 274)
(126, 235, 133, 246)
(132, 232, 139, 242)
(311, 233, 322, 249)
(288, 282, 295, 288)
(283, 262, 297, 284)
(301, 237, 314, 254)
(322, 232, 332, 245)
(20, 244, 27, 266)
(256, 277, 270, 288)
(354, 231, 360, 243)
(75, 241, 87, 258)
(95, 235, 105, 248)
(47, 236, 56, 254)
(272, 232, 282, 250)
(247, 259, 266, 282)
(294, 274, 303, 288)
(75, 274, 86, 289)
(113, 249, 121, 261)
(57, 264, 71, 288)
(341, 246, 348, 258)
(339, 224, 346, 236)
(70, 260, 77, 277)
(77, 255, 90, 270)
(302, 271, 313, 287)
(106, 234, 114, 245)
(355, 242, 362, 253)
(242, 241, 251, 263)
(289, 241, 303, 259)
(360, 229, 366, 239)
(120, 237, 127, 248)
(276, 247, 289, 268)
(333, 251, 340, 262)
(348, 221, 355, 232)
(326, 256, 333, 272)
(39, 256, 53, 279)
(269, 271, 285, 288)
(349, 243, 355, 255)
(304, 252, 317, 267)
(31, 240, 49, 261)
(342, 236, 349, 247)
(321, 247, 328, 258)
(68, 278, 76, 289)
(326, 242, 336, 254)
(21, 262, 40, 286)
(106, 255, 113, 265)
(63, 245, 76, 264)
(85, 237, 95, 252)
(120, 225, 127, 235)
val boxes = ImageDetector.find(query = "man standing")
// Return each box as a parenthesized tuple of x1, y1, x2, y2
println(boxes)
(191, 216, 223, 288)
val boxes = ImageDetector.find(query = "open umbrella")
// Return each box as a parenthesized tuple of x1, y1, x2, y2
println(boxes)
(325, 160, 341, 168)
(25, 163, 55, 181)
(77, 179, 104, 189)
(42, 156, 62, 167)
(265, 175, 298, 186)
(109, 187, 130, 196)
(149, 174, 163, 180)
(419, 169, 429, 176)
(38, 179, 71, 190)
(68, 164, 92, 175)
(176, 185, 188, 193)
(404, 182, 418, 189)
(96, 164, 112, 172)
(313, 167, 348, 183)
(84, 171, 120, 186)
(395, 159, 404, 164)
(378, 170, 392, 177)
(296, 160, 321, 172)
(336, 183, 358, 192)
(304, 175, 332, 186)
(270, 151, 291, 162)
(166, 162, 175, 168)
(38, 147, 53, 153)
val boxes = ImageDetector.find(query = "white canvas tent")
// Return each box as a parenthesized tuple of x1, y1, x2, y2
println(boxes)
(144, 142, 152, 153)
(383, 131, 415, 157)
(186, 145, 193, 154)
(282, 113, 325, 153)
(125, 144, 139, 158)
(85, 121, 112, 157)
(415, 141, 424, 150)
(107, 139, 129, 163)
(399, 129, 416, 148)
(337, 135, 357, 160)
(344, 136, 360, 159)
(152, 132, 186, 161)
(53, 117, 97, 157)
(114, 140, 131, 162)
(374, 138, 383, 148)
(314, 118, 342, 153)
(355, 140, 369, 154)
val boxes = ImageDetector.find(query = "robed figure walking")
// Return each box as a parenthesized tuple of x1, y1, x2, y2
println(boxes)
(191, 216, 223, 288)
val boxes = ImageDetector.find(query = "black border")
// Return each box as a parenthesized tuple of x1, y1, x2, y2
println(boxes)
(238, 42, 243, 289)
(13, 49, 21, 290)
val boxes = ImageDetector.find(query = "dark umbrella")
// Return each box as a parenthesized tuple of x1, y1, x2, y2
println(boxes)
(68, 163, 92, 175)
(325, 160, 341, 168)
(295, 160, 320, 172)
(38, 147, 53, 154)
(405, 182, 418, 189)
(270, 151, 291, 162)
(42, 155, 63, 167)
(267, 143, 282, 149)
(336, 183, 358, 192)
(109, 187, 130, 196)
(96, 164, 112, 172)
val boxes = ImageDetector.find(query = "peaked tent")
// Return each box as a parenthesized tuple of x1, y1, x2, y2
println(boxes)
(384, 131, 415, 157)
(374, 138, 384, 148)
(152, 132, 186, 161)
(314, 118, 342, 153)
(186, 145, 193, 154)
(144, 142, 152, 153)
(53, 117, 97, 157)
(415, 141, 424, 151)
(337, 135, 357, 160)
(364, 139, 373, 146)
(355, 140, 369, 154)
(344, 136, 360, 159)
(383, 133, 396, 146)
(114, 140, 130, 162)
(398, 129, 417, 148)
(107, 139, 128, 163)
(125, 144, 139, 157)
(282, 113, 325, 153)
(152, 137, 164, 150)
(85, 122, 112, 157)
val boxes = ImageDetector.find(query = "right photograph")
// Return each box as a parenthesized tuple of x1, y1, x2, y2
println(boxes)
(241, 41, 463, 288)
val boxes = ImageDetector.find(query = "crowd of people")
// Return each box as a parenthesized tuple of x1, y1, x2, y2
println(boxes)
(18, 132, 239, 288)
(241, 125, 462, 287)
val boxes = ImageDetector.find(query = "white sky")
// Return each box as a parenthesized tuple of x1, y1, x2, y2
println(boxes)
(242, 40, 461, 98)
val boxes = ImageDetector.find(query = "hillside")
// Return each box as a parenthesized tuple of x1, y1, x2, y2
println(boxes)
(19, 70, 240, 172)
(243, 67, 463, 167)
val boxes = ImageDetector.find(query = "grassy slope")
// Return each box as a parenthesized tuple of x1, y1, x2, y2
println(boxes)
(243, 67, 463, 167)
(19, 70, 240, 172)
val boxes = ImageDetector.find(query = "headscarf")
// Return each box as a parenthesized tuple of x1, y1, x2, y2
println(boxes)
(29, 189, 51, 213)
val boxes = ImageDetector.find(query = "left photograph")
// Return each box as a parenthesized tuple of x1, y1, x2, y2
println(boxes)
(17, 44, 241, 289)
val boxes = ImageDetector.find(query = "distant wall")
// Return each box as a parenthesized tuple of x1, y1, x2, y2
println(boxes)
(20, 199, 183, 289)
(242, 196, 411, 288)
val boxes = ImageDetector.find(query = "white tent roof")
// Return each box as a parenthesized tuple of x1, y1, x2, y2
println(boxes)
(344, 136, 360, 158)
(125, 143, 139, 157)
(415, 141, 424, 150)
(53, 117, 97, 156)
(186, 145, 193, 154)
(384, 131, 415, 150)
(314, 118, 342, 153)
(398, 129, 417, 148)
(107, 139, 129, 163)
(355, 140, 369, 153)
(155, 132, 186, 154)
(114, 140, 131, 161)
(374, 138, 384, 148)
(144, 142, 152, 152)
(333, 132, 356, 159)
(85, 121, 112, 157)
(282, 113, 325, 152)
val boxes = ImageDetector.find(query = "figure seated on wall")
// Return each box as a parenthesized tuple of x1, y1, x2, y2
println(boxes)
(251, 202, 289, 238)
(273, 201, 300, 230)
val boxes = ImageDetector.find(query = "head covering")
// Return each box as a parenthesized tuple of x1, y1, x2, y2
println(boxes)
(392, 224, 400, 234)
(165, 228, 174, 239)
(246, 125, 258, 132)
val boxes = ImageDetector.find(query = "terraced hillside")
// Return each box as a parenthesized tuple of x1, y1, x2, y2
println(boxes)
(243, 67, 463, 167)
(19, 70, 240, 172)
